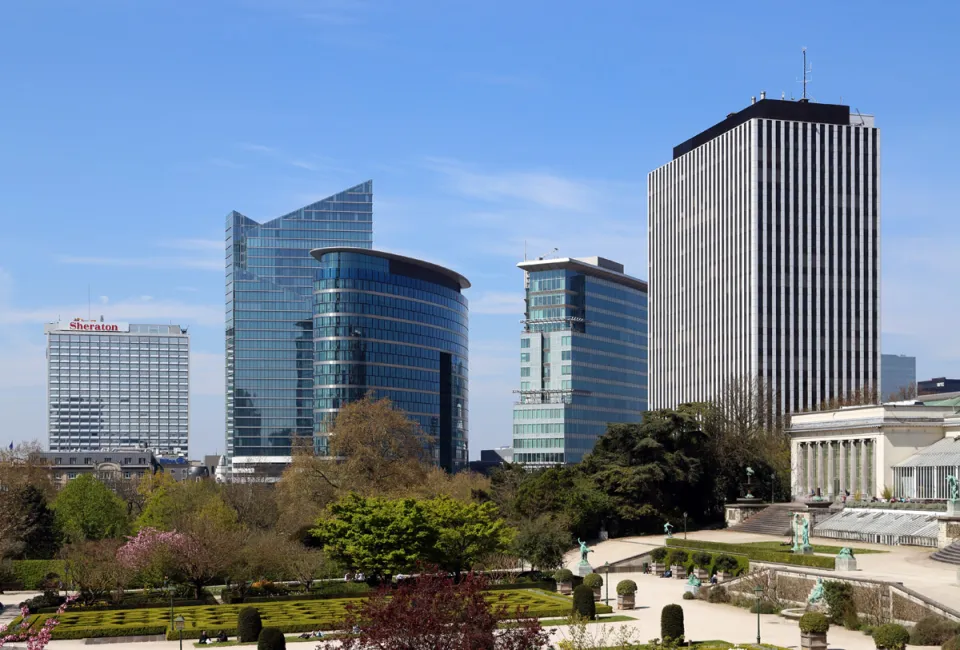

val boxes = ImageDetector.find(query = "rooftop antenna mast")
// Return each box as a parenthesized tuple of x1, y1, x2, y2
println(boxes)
(800, 46, 812, 100)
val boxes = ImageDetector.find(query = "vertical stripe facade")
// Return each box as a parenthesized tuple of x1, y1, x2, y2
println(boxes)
(648, 114, 880, 414)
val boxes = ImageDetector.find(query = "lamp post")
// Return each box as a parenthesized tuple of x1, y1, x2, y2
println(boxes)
(604, 561, 610, 606)
(754, 585, 764, 645)
(683, 512, 688, 539)
(174, 615, 185, 650)
(770, 473, 777, 504)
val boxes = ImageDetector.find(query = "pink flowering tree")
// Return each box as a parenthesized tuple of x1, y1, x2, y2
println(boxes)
(117, 527, 186, 587)
(0, 595, 76, 649)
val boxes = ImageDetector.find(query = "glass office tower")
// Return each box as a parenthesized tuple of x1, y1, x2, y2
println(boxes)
(225, 181, 373, 479)
(45, 320, 189, 456)
(311, 248, 469, 471)
(512, 256, 647, 465)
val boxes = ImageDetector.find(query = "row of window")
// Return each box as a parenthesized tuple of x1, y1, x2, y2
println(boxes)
(513, 408, 564, 420)
(514, 452, 564, 464)
(513, 438, 564, 449)
(48, 336, 187, 344)
(316, 272, 466, 308)
(316, 289, 465, 320)
(314, 304, 466, 334)
(513, 423, 565, 434)
(314, 325, 467, 358)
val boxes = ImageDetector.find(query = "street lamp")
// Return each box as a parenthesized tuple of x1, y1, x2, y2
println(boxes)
(683, 512, 688, 539)
(754, 585, 764, 645)
(174, 615, 186, 650)
(770, 473, 776, 504)
(603, 561, 610, 606)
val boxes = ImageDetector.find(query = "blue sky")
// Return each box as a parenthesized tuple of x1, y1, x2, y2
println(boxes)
(2, 1, 959, 458)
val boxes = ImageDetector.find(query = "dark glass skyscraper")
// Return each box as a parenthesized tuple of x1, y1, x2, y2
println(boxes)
(225, 182, 373, 478)
(311, 248, 469, 472)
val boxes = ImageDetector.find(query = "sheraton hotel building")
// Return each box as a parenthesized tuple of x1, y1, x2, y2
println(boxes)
(225, 182, 469, 479)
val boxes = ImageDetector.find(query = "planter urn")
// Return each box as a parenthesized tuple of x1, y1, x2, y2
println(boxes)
(592, 587, 601, 601)
(800, 631, 828, 650)
(557, 581, 572, 595)
(617, 593, 635, 610)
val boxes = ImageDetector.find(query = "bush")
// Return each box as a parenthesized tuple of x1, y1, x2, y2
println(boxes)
(667, 549, 689, 566)
(912, 616, 960, 646)
(800, 612, 830, 634)
(582, 573, 603, 589)
(257, 627, 286, 650)
(751, 601, 777, 614)
(661, 604, 684, 643)
(553, 569, 574, 583)
(237, 607, 263, 643)
(943, 636, 960, 650)
(572, 585, 596, 620)
(651, 547, 668, 562)
(11, 560, 66, 590)
(823, 581, 855, 625)
(706, 586, 730, 604)
(862, 625, 875, 637)
(665, 539, 834, 569)
(692, 551, 712, 568)
(682, 591, 695, 600)
(616, 580, 637, 596)
(873, 624, 910, 650)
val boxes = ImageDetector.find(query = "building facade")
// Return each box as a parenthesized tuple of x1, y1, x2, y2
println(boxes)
(918, 377, 960, 396)
(881, 354, 917, 400)
(311, 248, 470, 471)
(45, 319, 189, 455)
(225, 181, 373, 478)
(512, 256, 647, 466)
(39, 449, 161, 489)
(648, 98, 880, 414)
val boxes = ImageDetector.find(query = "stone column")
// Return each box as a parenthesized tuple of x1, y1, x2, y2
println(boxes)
(861, 439, 871, 497)
(827, 442, 835, 499)
(806, 442, 815, 496)
(839, 441, 847, 495)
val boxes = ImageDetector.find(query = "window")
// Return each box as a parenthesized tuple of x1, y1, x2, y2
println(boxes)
(520, 353, 530, 362)
(55, 458, 62, 465)
(520, 382, 531, 390)
(520, 339, 531, 349)
(561, 350, 571, 360)
(69, 457, 76, 464)
(543, 352, 551, 362)
(561, 336, 571, 346)
(84, 458, 92, 465)
(561, 365, 571, 375)
(124, 472, 131, 479)
(520, 368, 531, 377)
(67, 472, 76, 479)
(138, 457, 145, 464)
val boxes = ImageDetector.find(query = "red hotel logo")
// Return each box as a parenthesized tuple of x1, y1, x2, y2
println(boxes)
(69, 322, 120, 332)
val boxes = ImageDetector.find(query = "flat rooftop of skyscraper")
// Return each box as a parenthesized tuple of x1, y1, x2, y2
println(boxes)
(517, 256, 647, 291)
(311, 247, 470, 289)
(673, 98, 875, 159)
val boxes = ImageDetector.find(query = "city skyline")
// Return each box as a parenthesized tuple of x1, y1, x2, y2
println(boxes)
(2, 2, 959, 458)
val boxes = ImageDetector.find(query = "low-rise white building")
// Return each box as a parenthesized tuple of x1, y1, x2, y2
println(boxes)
(789, 403, 960, 500)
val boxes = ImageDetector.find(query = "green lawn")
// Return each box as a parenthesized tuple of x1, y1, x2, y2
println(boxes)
(26, 589, 610, 641)
(735, 541, 885, 555)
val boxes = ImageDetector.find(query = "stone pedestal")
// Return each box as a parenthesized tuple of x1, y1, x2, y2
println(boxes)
(725, 502, 768, 526)
(936, 515, 960, 549)
(801, 631, 828, 650)
(947, 499, 960, 517)
(684, 584, 700, 597)
(575, 562, 593, 578)
(835, 556, 858, 571)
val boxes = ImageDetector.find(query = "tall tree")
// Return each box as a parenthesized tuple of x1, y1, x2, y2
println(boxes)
(421, 496, 512, 580)
(52, 474, 128, 543)
(511, 514, 571, 572)
(136, 475, 236, 531)
(2, 485, 60, 559)
(0, 441, 54, 498)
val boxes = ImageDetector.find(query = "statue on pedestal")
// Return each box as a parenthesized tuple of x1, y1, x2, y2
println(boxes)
(948, 474, 959, 500)
(745, 466, 755, 499)
(664, 522, 674, 538)
(577, 538, 593, 565)
(686, 573, 701, 587)
(806, 577, 828, 612)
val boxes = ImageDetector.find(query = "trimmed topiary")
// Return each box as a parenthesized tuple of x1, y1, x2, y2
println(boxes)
(661, 603, 684, 643)
(682, 591, 695, 600)
(911, 616, 960, 646)
(873, 623, 910, 650)
(616, 579, 637, 596)
(553, 569, 574, 583)
(651, 547, 669, 563)
(572, 584, 596, 620)
(800, 612, 830, 634)
(257, 627, 285, 650)
(667, 549, 689, 566)
(713, 554, 738, 573)
(582, 573, 603, 589)
(237, 607, 263, 643)
(692, 551, 712, 568)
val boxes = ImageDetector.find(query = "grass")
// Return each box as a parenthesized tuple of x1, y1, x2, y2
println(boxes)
(734, 541, 885, 555)
(26, 589, 605, 640)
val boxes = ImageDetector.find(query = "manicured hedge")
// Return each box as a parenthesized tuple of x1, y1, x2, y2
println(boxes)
(665, 539, 835, 569)
(12, 560, 66, 589)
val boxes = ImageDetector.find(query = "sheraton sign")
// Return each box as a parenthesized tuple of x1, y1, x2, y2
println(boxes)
(56, 320, 130, 333)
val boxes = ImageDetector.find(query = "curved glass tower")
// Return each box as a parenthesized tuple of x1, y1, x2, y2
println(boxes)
(310, 248, 469, 471)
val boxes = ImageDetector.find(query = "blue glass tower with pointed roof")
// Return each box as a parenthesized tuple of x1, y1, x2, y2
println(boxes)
(225, 181, 373, 477)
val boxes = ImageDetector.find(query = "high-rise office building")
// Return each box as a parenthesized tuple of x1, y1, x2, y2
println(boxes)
(881, 354, 916, 400)
(512, 256, 648, 466)
(311, 248, 470, 471)
(45, 319, 189, 455)
(648, 98, 880, 414)
(226, 181, 373, 479)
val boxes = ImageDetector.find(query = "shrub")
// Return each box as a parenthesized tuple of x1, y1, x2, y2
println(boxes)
(862, 625, 875, 637)
(11, 560, 66, 590)
(912, 616, 960, 646)
(237, 607, 263, 643)
(665, 539, 834, 569)
(582, 573, 603, 589)
(667, 549, 688, 566)
(800, 612, 830, 634)
(616, 580, 637, 596)
(572, 585, 596, 620)
(713, 555, 738, 573)
(257, 627, 286, 650)
(661, 604, 684, 643)
(873, 623, 910, 650)
(682, 591, 695, 600)
(706, 586, 730, 604)
(943, 636, 960, 650)
(651, 547, 668, 563)
(823, 581, 855, 625)
(553, 569, 574, 583)
(692, 551, 712, 568)
(750, 601, 777, 614)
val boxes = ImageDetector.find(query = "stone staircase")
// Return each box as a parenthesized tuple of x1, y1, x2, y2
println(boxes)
(728, 503, 794, 536)
(931, 539, 960, 565)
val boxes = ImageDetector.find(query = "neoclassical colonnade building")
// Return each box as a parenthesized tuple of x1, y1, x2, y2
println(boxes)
(789, 402, 960, 500)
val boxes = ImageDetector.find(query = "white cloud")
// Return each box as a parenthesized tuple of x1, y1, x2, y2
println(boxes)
(470, 291, 523, 315)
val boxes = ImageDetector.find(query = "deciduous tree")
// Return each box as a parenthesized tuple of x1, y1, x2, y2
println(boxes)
(510, 514, 570, 572)
(52, 474, 128, 543)
(0, 485, 59, 560)
(421, 496, 512, 580)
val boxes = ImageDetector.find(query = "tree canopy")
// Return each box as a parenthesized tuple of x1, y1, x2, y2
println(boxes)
(52, 474, 128, 543)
